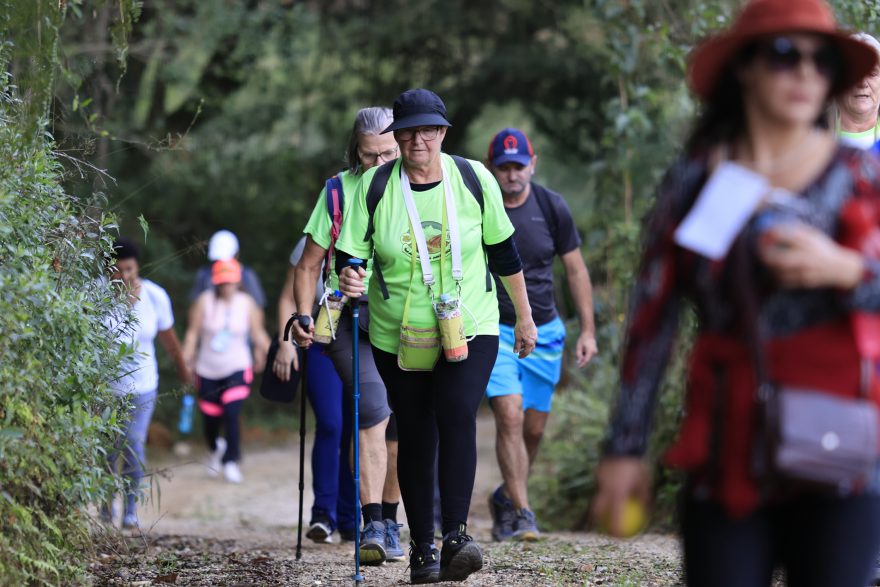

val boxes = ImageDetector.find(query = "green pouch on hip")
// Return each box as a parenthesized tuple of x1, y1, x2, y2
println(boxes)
(397, 322, 441, 371)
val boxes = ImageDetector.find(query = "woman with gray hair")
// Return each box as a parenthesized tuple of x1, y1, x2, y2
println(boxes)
(290, 107, 404, 565)
(838, 33, 880, 148)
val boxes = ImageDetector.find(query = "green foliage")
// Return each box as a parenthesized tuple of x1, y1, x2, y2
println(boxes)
(0, 1, 140, 583)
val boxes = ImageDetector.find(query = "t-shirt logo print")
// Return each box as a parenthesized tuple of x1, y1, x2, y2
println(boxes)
(503, 135, 519, 154)
(401, 221, 451, 260)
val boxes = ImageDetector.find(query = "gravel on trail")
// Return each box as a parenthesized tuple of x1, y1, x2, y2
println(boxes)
(89, 413, 683, 586)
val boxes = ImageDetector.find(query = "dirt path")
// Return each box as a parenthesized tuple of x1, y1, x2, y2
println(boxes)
(90, 411, 682, 586)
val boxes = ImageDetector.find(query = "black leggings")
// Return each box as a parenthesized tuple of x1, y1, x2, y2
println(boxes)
(682, 491, 880, 587)
(203, 400, 243, 463)
(373, 335, 499, 544)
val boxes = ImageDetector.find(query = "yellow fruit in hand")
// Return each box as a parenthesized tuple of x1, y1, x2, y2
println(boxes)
(600, 498, 648, 538)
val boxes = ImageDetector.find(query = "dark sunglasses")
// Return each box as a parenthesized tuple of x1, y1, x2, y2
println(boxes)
(755, 37, 840, 79)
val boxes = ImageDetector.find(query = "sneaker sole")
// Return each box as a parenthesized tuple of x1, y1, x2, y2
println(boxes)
(359, 543, 387, 566)
(409, 572, 440, 585)
(513, 529, 541, 542)
(439, 543, 483, 582)
(411, 568, 440, 584)
(385, 549, 406, 562)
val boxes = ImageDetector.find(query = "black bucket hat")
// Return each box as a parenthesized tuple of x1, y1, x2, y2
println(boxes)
(381, 88, 452, 134)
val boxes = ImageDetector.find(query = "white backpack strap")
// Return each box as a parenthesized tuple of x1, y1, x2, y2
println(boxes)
(441, 160, 463, 282)
(400, 168, 436, 288)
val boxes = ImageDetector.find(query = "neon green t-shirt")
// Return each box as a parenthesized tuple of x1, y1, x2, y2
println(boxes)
(302, 169, 372, 292)
(839, 123, 880, 150)
(335, 153, 515, 354)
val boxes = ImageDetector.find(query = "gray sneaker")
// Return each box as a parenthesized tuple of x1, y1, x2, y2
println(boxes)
(488, 488, 515, 542)
(384, 520, 406, 561)
(512, 508, 540, 541)
(121, 511, 139, 530)
(358, 520, 387, 566)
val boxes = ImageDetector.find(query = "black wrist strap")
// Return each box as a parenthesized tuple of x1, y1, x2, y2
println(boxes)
(283, 314, 296, 342)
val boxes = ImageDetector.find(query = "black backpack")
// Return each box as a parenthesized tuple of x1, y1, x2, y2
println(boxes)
(363, 155, 491, 300)
(362, 156, 559, 299)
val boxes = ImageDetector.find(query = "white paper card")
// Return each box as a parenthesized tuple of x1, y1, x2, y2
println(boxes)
(673, 162, 768, 260)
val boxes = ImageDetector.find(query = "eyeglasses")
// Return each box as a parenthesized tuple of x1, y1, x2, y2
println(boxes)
(756, 37, 840, 80)
(358, 146, 399, 165)
(395, 126, 441, 142)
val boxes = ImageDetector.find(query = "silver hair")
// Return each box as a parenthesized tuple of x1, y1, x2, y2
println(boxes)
(346, 107, 393, 174)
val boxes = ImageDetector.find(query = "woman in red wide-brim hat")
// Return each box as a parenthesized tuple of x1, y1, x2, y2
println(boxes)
(593, 0, 880, 585)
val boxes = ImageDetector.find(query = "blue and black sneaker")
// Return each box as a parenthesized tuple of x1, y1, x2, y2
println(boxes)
(384, 519, 406, 561)
(408, 540, 440, 584)
(358, 520, 387, 566)
(439, 524, 483, 582)
(488, 485, 515, 542)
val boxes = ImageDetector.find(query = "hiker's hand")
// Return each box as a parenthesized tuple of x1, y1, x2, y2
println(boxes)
(339, 266, 367, 298)
(177, 364, 194, 387)
(273, 339, 300, 382)
(291, 318, 314, 349)
(513, 317, 537, 359)
(759, 223, 864, 290)
(591, 457, 650, 538)
(576, 332, 598, 368)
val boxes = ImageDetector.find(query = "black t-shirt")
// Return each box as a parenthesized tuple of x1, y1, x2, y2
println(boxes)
(494, 183, 581, 326)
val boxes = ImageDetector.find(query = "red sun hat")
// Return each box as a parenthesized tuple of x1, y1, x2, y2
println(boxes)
(688, 0, 879, 100)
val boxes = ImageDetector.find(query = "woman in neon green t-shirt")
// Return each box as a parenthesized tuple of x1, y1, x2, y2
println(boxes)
(336, 88, 536, 585)
(837, 33, 880, 149)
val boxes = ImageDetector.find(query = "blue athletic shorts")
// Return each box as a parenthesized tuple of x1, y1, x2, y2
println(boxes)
(486, 316, 565, 413)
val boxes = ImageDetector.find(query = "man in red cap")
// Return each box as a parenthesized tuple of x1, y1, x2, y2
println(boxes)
(485, 128, 597, 541)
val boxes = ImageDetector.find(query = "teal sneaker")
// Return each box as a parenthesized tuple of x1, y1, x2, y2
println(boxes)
(384, 519, 406, 561)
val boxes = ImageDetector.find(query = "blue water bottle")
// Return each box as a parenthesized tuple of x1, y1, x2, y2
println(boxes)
(178, 394, 195, 435)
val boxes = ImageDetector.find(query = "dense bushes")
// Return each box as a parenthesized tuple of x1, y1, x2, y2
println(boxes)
(0, 54, 125, 584)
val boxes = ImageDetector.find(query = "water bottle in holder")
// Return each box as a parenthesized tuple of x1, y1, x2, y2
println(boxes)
(178, 394, 195, 435)
(314, 289, 348, 344)
(435, 293, 468, 362)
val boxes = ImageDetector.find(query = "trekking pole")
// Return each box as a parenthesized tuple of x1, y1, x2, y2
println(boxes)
(348, 258, 365, 584)
(295, 338, 309, 561)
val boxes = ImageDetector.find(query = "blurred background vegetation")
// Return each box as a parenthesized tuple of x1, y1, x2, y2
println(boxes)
(54, 0, 737, 433)
(5, 0, 880, 581)
(45, 0, 880, 526)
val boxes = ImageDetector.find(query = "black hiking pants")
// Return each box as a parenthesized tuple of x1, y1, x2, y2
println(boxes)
(682, 490, 880, 587)
(373, 335, 498, 545)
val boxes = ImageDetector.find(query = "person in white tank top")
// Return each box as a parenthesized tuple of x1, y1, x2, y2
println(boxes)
(183, 259, 270, 483)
